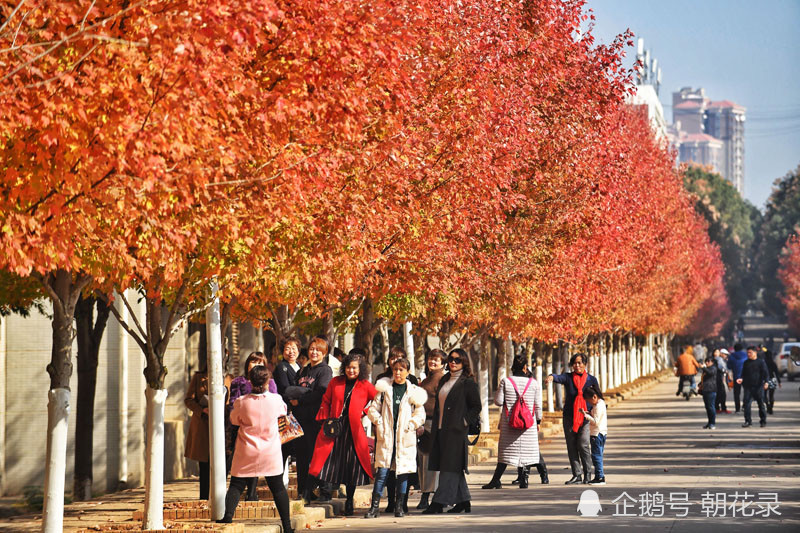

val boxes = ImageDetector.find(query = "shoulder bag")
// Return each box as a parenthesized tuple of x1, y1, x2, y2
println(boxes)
(322, 385, 354, 438)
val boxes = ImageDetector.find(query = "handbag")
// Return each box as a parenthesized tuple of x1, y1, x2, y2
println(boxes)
(278, 412, 304, 444)
(322, 385, 354, 439)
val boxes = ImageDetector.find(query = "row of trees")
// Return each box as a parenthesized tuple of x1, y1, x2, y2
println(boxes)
(756, 165, 800, 324)
(1, 0, 727, 530)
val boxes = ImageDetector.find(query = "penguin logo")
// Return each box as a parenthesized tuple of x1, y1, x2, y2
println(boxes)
(577, 489, 602, 517)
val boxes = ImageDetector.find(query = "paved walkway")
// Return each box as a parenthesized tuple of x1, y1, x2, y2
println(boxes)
(1, 314, 797, 532)
(316, 376, 800, 532)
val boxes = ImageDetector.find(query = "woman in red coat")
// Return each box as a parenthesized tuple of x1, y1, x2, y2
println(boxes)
(309, 350, 376, 516)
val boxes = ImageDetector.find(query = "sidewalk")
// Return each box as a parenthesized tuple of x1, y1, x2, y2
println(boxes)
(314, 376, 800, 532)
(2, 371, 796, 532)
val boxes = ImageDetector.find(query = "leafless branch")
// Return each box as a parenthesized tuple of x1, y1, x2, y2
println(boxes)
(0, 0, 27, 35)
(104, 291, 148, 353)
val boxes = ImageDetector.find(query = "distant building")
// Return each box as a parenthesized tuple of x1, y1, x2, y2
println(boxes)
(669, 87, 745, 192)
(627, 39, 668, 140)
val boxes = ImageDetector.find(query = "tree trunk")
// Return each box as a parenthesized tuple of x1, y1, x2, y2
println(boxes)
(143, 387, 167, 530)
(477, 334, 490, 432)
(402, 322, 415, 375)
(206, 283, 226, 521)
(412, 331, 426, 377)
(73, 295, 110, 501)
(40, 269, 92, 533)
(324, 311, 335, 354)
(355, 296, 381, 376)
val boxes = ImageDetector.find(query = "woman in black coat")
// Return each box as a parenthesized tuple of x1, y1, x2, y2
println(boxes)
(424, 348, 481, 514)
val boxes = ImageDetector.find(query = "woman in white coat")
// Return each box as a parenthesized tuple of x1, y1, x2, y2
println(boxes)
(364, 358, 427, 518)
(483, 354, 543, 489)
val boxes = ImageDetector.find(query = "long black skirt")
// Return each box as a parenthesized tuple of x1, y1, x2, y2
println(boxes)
(317, 420, 370, 486)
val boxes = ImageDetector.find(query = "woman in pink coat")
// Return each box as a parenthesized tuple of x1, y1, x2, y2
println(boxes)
(217, 366, 293, 532)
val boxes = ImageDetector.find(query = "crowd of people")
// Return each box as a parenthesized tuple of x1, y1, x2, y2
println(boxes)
(674, 342, 781, 430)
(182, 340, 610, 527)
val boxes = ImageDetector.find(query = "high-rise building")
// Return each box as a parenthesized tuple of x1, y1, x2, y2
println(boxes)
(669, 87, 746, 192)
(705, 101, 746, 193)
(628, 39, 667, 139)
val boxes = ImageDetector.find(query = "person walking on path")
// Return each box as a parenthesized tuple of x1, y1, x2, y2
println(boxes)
(579, 385, 607, 485)
(737, 346, 769, 428)
(699, 357, 718, 429)
(759, 346, 781, 414)
(217, 366, 294, 533)
(545, 352, 600, 484)
(364, 358, 427, 518)
(482, 354, 543, 489)
(728, 343, 748, 412)
(674, 345, 701, 396)
(714, 348, 731, 414)
(309, 351, 376, 516)
(290, 337, 333, 502)
(416, 349, 446, 510)
(424, 349, 481, 514)
(184, 367, 210, 500)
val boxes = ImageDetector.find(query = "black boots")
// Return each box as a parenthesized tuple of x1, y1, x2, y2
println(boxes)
(384, 483, 395, 513)
(536, 463, 549, 484)
(416, 492, 430, 510)
(344, 498, 354, 516)
(364, 495, 381, 519)
(216, 513, 233, 524)
(422, 502, 444, 514)
(481, 479, 502, 489)
(519, 467, 529, 489)
(483, 463, 505, 489)
(447, 501, 471, 514)
(394, 491, 406, 517)
(565, 475, 582, 485)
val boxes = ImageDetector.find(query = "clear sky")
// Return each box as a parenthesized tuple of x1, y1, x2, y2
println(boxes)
(586, 0, 800, 209)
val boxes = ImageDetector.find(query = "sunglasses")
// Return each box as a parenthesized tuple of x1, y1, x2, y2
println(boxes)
(447, 357, 463, 364)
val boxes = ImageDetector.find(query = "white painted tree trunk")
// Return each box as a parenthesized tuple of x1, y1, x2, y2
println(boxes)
(600, 340, 608, 392)
(403, 322, 415, 376)
(546, 356, 554, 412)
(206, 284, 226, 521)
(118, 294, 129, 488)
(478, 343, 490, 432)
(42, 388, 70, 533)
(143, 387, 167, 529)
(608, 344, 618, 389)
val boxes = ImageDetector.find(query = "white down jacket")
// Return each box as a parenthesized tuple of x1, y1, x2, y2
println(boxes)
(367, 377, 427, 474)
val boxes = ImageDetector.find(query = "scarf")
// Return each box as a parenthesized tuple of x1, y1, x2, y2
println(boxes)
(437, 369, 462, 429)
(571, 372, 588, 433)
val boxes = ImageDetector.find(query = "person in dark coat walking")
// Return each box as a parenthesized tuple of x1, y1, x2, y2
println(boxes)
(545, 353, 600, 484)
(758, 346, 781, 414)
(737, 346, 769, 427)
(423, 348, 481, 515)
(699, 357, 718, 429)
(728, 343, 748, 412)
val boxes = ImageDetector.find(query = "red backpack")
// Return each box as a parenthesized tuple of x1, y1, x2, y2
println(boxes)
(504, 377, 535, 430)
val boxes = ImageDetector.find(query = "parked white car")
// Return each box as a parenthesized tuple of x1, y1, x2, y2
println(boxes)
(776, 342, 800, 380)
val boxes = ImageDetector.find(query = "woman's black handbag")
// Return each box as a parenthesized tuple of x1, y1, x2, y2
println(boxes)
(322, 386, 354, 438)
(322, 418, 344, 438)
